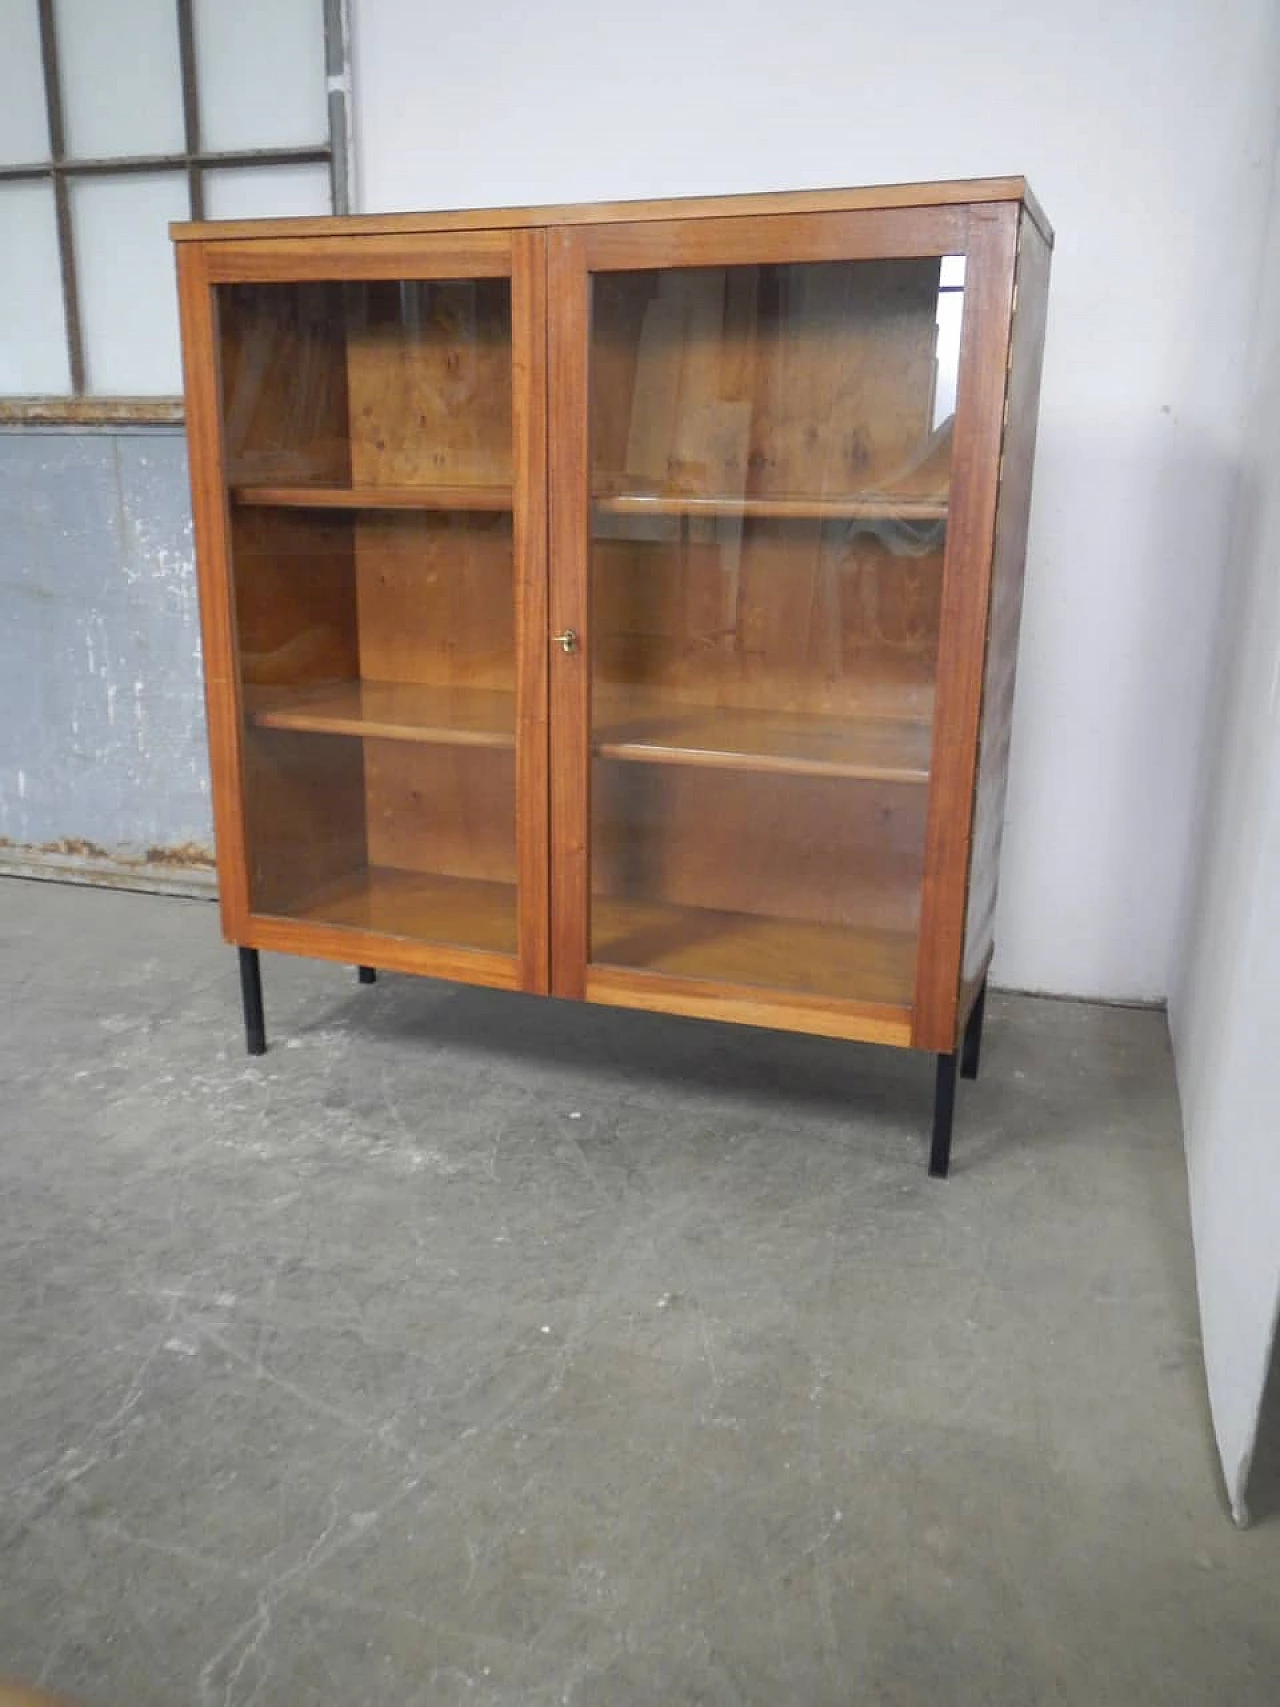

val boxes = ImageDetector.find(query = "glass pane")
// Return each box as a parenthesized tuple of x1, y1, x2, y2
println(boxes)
(588, 257, 962, 1006)
(194, 0, 328, 152)
(71, 172, 188, 394)
(0, 0, 51, 165)
(217, 280, 517, 953)
(56, 0, 184, 158)
(202, 163, 331, 221)
(0, 182, 70, 393)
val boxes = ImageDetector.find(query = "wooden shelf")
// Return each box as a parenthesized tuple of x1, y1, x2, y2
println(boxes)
(290, 866, 517, 954)
(591, 894, 917, 1007)
(231, 483, 513, 512)
(592, 489, 948, 523)
(247, 681, 515, 748)
(594, 689, 931, 783)
(246, 678, 930, 782)
(282, 865, 914, 1002)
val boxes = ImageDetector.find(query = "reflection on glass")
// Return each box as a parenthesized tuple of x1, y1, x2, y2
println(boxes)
(588, 256, 964, 1004)
(216, 279, 519, 955)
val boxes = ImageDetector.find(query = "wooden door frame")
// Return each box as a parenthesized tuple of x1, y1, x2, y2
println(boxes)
(178, 227, 551, 994)
(545, 205, 994, 1046)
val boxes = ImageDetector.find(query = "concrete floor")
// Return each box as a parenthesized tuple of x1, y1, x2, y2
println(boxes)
(1, 879, 1277, 1707)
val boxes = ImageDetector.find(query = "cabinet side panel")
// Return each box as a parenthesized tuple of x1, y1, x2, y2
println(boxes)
(961, 215, 1052, 999)
(911, 205, 1019, 1051)
(176, 243, 251, 939)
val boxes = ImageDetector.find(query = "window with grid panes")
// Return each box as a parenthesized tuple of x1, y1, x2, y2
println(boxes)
(0, 0, 349, 413)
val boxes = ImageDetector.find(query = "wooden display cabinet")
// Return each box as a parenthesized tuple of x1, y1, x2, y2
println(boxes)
(173, 178, 1052, 1175)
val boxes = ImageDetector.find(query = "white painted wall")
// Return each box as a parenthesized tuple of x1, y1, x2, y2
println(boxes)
(1169, 132, 1280, 1524)
(349, 0, 1280, 1000)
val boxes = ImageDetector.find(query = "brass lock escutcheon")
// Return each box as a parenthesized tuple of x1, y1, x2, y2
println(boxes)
(554, 629, 579, 655)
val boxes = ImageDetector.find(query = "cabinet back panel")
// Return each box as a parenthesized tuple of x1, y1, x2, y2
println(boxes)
(591, 765, 924, 931)
(963, 214, 1053, 986)
(354, 512, 514, 689)
(365, 741, 516, 885)
(244, 728, 368, 916)
(592, 526, 941, 719)
(346, 279, 513, 488)
(229, 508, 359, 688)
(218, 282, 352, 486)
(591, 261, 941, 498)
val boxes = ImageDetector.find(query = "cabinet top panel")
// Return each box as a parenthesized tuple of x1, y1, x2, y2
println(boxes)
(172, 176, 1052, 250)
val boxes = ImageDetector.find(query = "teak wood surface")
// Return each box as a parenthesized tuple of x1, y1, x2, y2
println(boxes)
(172, 176, 1052, 247)
(176, 181, 1049, 1054)
(910, 203, 1021, 1053)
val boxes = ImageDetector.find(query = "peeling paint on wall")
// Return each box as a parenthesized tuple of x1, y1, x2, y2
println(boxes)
(0, 426, 215, 878)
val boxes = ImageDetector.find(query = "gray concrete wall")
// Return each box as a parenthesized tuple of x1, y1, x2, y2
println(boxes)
(0, 426, 215, 890)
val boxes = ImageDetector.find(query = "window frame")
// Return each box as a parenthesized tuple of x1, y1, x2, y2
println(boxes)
(0, 0, 351, 423)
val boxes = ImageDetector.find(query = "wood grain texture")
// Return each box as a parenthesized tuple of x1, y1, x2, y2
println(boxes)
(584, 964, 912, 1047)
(290, 865, 516, 953)
(247, 678, 929, 782)
(590, 767, 925, 935)
(911, 205, 1020, 1052)
(233, 483, 512, 511)
(547, 228, 592, 997)
(242, 900, 522, 991)
(218, 281, 351, 486)
(228, 507, 359, 687)
(203, 233, 512, 282)
(512, 228, 551, 993)
(175, 242, 252, 941)
(346, 279, 513, 489)
(592, 688, 931, 782)
(590, 888, 917, 1006)
(247, 680, 514, 746)
(353, 512, 514, 688)
(961, 214, 1053, 990)
(242, 728, 367, 917)
(173, 176, 1052, 245)
(594, 491, 947, 521)
(590, 258, 944, 504)
(364, 742, 516, 889)
(590, 525, 942, 723)
(583, 210, 968, 274)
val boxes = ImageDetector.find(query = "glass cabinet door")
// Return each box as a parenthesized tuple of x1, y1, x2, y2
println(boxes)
(579, 248, 966, 1011)
(213, 248, 542, 980)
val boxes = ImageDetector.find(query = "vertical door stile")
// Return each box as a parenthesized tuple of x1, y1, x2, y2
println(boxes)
(547, 228, 592, 997)
(512, 228, 551, 992)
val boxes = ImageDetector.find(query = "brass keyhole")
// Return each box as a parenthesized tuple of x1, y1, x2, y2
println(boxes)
(554, 629, 579, 655)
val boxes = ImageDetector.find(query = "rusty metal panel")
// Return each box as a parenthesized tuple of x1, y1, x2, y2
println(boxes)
(0, 425, 215, 887)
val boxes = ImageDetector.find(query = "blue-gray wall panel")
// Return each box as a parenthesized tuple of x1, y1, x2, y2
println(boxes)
(0, 428, 213, 862)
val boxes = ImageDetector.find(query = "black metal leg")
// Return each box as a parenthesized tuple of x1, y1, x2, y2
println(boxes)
(238, 947, 266, 1056)
(930, 1051, 957, 1178)
(961, 975, 988, 1081)
(358, 965, 377, 984)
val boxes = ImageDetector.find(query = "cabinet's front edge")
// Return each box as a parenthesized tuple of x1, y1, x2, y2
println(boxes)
(546, 228, 592, 998)
(202, 231, 513, 283)
(175, 241, 252, 944)
(912, 203, 1021, 1053)
(582, 207, 969, 272)
(512, 228, 551, 993)
(241, 917, 522, 991)
(585, 967, 913, 1048)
